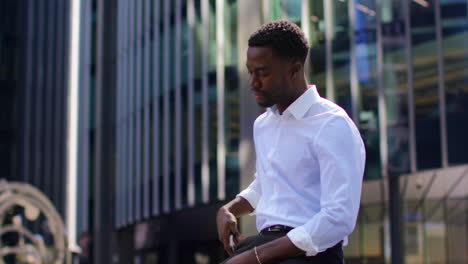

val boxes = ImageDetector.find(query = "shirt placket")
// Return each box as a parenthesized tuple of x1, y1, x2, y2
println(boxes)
(266, 115, 285, 193)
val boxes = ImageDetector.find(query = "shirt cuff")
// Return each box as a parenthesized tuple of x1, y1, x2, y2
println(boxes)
(287, 226, 319, 256)
(236, 189, 261, 214)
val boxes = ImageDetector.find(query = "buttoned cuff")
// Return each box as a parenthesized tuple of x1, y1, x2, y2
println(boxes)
(236, 189, 261, 215)
(287, 226, 319, 256)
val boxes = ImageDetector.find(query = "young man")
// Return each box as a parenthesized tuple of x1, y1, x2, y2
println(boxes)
(216, 20, 366, 264)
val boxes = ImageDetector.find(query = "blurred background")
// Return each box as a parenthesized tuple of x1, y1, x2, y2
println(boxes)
(1, 0, 467, 263)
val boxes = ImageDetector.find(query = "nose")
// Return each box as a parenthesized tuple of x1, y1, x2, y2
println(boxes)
(249, 74, 261, 89)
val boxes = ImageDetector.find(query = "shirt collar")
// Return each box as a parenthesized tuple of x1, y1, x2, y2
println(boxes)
(268, 85, 321, 120)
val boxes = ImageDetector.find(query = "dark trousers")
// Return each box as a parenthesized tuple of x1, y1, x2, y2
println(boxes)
(221, 232, 343, 264)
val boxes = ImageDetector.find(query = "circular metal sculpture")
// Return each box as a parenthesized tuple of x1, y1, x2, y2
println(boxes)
(0, 180, 67, 264)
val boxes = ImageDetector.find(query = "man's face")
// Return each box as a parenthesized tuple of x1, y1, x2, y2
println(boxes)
(246, 46, 290, 108)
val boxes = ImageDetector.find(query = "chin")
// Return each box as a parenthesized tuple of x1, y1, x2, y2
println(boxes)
(257, 101, 274, 108)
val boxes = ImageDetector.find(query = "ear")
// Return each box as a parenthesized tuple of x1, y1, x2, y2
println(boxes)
(288, 61, 302, 80)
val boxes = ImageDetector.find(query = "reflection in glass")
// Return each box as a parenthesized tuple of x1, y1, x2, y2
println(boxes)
(268, 0, 283, 21)
(411, 0, 442, 170)
(224, 0, 240, 198)
(307, 1, 326, 96)
(441, 0, 468, 165)
(345, 204, 385, 263)
(157, 0, 165, 213)
(193, 0, 203, 204)
(208, 0, 218, 201)
(354, 0, 381, 179)
(181, 2, 189, 207)
(382, 0, 410, 176)
(332, 0, 351, 115)
(268, 0, 301, 23)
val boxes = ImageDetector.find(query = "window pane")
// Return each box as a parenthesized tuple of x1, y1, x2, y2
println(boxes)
(355, 0, 381, 179)
(411, 0, 442, 170)
(193, 0, 203, 204)
(441, 0, 468, 165)
(208, 0, 218, 201)
(224, 0, 240, 198)
(181, 2, 189, 207)
(382, 0, 410, 176)
(332, 0, 351, 115)
(307, 1, 326, 96)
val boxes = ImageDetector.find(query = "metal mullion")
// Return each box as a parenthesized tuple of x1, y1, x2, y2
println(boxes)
(434, 0, 448, 168)
(187, 0, 195, 207)
(122, 0, 130, 226)
(116, 0, 123, 228)
(120, 0, 126, 227)
(201, 0, 209, 204)
(66, 0, 82, 254)
(262, 0, 269, 22)
(348, 0, 359, 124)
(44, 0, 56, 196)
(163, 0, 171, 213)
(376, 0, 388, 175)
(53, 0, 61, 205)
(143, 0, 151, 219)
(135, 0, 143, 221)
(175, 0, 182, 209)
(377, 1, 402, 264)
(128, 0, 135, 224)
(216, 0, 226, 201)
(55, 0, 65, 214)
(120, 0, 126, 226)
(23, 0, 35, 182)
(404, 0, 417, 172)
(152, 0, 161, 216)
(78, 0, 87, 232)
(281, 0, 287, 19)
(34, 0, 46, 188)
(61, 0, 72, 214)
(324, 0, 335, 101)
(80, 0, 91, 231)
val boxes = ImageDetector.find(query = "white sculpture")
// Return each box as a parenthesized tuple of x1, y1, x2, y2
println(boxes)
(0, 180, 67, 264)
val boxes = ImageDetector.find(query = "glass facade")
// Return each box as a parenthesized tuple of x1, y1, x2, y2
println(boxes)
(1, 0, 70, 214)
(113, 0, 241, 222)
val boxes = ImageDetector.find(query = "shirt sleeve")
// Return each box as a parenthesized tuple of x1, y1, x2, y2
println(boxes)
(287, 115, 366, 256)
(237, 173, 262, 211)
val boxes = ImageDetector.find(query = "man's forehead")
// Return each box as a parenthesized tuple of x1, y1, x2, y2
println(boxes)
(247, 46, 275, 58)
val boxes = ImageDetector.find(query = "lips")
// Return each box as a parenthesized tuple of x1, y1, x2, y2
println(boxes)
(252, 91, 264, 100)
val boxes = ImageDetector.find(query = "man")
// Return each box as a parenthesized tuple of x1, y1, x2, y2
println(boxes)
(216, 20, 366, 264)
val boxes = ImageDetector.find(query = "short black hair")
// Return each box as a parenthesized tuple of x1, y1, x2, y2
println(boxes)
(248, 20, 309, 63)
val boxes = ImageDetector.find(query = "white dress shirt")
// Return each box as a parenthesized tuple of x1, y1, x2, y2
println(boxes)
(238, 85, 366, 256)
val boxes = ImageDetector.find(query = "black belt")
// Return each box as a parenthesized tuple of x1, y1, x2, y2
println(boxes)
(260, 225, 294, 234)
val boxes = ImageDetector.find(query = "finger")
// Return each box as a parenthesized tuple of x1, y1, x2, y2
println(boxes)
(218, 223, 229, 242)
(224, 244, 234, 256)
(229, 224, 241, 243)
(220, 233, 232, 254)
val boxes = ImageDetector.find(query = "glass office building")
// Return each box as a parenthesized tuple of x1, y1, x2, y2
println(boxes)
(3, 0, 467, 263)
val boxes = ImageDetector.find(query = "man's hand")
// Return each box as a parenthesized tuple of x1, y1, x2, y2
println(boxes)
(226, 236, 307, 264)
(216, 206, 245, 255)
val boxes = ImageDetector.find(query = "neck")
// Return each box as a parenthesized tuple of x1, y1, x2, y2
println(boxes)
(277, 78, 308, 114)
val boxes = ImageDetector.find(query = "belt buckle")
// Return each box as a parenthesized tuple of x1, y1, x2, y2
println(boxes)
(267, 225, 282, 232)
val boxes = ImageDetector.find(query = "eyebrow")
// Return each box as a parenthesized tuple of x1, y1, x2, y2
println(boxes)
(246, 65, 270, 72)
